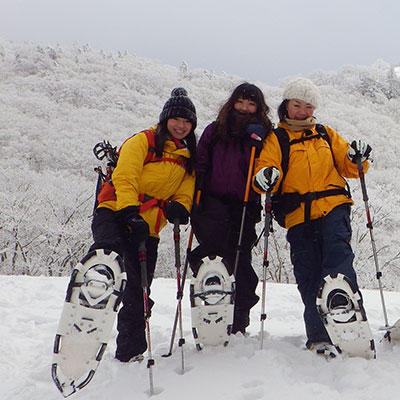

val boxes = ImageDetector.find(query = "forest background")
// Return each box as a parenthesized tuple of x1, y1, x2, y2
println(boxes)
(1, 39, 400, 291)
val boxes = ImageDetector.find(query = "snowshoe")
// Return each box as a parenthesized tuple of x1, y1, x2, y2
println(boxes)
(51, 249, 126, 397)
(317, 273, 376, 359)
(190, 256, 235, 350)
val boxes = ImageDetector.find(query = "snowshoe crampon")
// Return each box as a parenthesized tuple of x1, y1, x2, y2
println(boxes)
(190, 256, 235, 349)
(317, 273, 375, 359)
(51, 249, 126, 397)
(309, 342, 339, 359)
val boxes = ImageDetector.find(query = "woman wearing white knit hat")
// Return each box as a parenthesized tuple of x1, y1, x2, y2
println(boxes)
(252, 77, 372, 357)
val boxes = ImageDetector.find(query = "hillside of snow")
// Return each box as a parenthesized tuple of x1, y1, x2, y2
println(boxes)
(1, 39, 400, 291)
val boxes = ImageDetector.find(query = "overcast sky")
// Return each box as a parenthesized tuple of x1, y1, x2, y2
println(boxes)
(1, 0, 399, 85)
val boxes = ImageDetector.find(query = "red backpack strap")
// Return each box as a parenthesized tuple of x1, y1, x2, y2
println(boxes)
(142, 130, 156, 164)
(116, 130, 156, 163)
(143, 131, 188, 169)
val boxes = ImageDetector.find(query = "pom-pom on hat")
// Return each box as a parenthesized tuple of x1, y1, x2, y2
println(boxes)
(159, 87, 197, 129)
(282, 78, 321, 109)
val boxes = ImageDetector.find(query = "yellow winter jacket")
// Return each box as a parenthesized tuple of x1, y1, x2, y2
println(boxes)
(253, 122, 369, 229)
(99, 127, 195, 238)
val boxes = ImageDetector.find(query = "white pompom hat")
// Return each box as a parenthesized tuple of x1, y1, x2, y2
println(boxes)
(282, 78, 321, 109)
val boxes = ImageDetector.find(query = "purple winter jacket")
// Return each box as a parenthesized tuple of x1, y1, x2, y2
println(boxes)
(196, 122, 262, 204)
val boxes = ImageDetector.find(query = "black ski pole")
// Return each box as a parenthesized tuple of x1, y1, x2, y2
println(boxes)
(260, 193, 272, 349)
(138, 241, 155, 395)
(173, 220, 185, 374)
(162, 190, 201, 358)
(162, 228, 194, 358)
(355, 153, 391, 340)
(252, 226, 265, 250)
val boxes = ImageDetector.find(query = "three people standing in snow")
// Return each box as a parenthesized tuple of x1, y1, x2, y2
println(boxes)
(89, 78, 372, 360)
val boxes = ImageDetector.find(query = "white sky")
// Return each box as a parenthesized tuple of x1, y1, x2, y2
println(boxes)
(1, 0, 399, 85)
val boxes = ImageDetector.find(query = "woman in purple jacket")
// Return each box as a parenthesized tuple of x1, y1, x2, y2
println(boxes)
(190, 83, 272, 334)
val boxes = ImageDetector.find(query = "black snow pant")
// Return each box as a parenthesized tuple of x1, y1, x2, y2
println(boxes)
(90, 207, 160, 359)
(286, 204, 358, 348)
(190, 194, 260, 332)
(89, 207, 127, 257)
(115, 236, 160, 359)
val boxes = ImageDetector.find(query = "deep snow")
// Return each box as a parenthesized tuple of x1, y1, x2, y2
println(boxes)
(2, 274, 400, 400)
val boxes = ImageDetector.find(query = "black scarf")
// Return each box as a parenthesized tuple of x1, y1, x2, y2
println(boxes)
(228, 110, 258, 138)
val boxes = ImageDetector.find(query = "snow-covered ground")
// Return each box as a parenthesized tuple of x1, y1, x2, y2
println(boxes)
(2, 274, 400, 400)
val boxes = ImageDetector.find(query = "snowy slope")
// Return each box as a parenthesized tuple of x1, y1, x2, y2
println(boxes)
(1, 39, 400, 291)
(1, 274, 400, 400)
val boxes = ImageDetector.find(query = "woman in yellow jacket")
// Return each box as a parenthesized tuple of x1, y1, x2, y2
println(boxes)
(91, 88, 197, 362)
(253, 78, 372, 355)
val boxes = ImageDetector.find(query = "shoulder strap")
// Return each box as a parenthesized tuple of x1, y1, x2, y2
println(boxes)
(315, 124, 330, 146)
(143, 130, 188, 169)
(142, 130, 156, 164)
(117, 129, 155, 164)
(272, 127, 290, 195)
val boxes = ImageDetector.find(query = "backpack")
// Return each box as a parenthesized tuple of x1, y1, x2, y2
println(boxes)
(271, 124, 351, 228)
(93, 130, 187, 209)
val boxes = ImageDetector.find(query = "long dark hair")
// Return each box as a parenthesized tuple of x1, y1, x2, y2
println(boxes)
(277, 100, 289, 122)
(154, 121, 197, 174)
(214, 83, 272, 141)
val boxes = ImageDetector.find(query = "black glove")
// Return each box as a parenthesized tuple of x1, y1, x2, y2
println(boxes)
(245, 123, 268, 143)
(116, 206, 150, 244)
(165, 201, 189, 225)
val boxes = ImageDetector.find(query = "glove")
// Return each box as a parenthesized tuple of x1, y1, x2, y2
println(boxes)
(245, 123, 267, 143)
(116, 206, 150, 244)
(254, 167, 280, 192)
(347, 140, 372, 163)
(165, 201, 189, 225)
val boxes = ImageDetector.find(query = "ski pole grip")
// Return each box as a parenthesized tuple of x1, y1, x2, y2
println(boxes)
(244, 146, 256, 203)
(356, 154, 363, 171)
